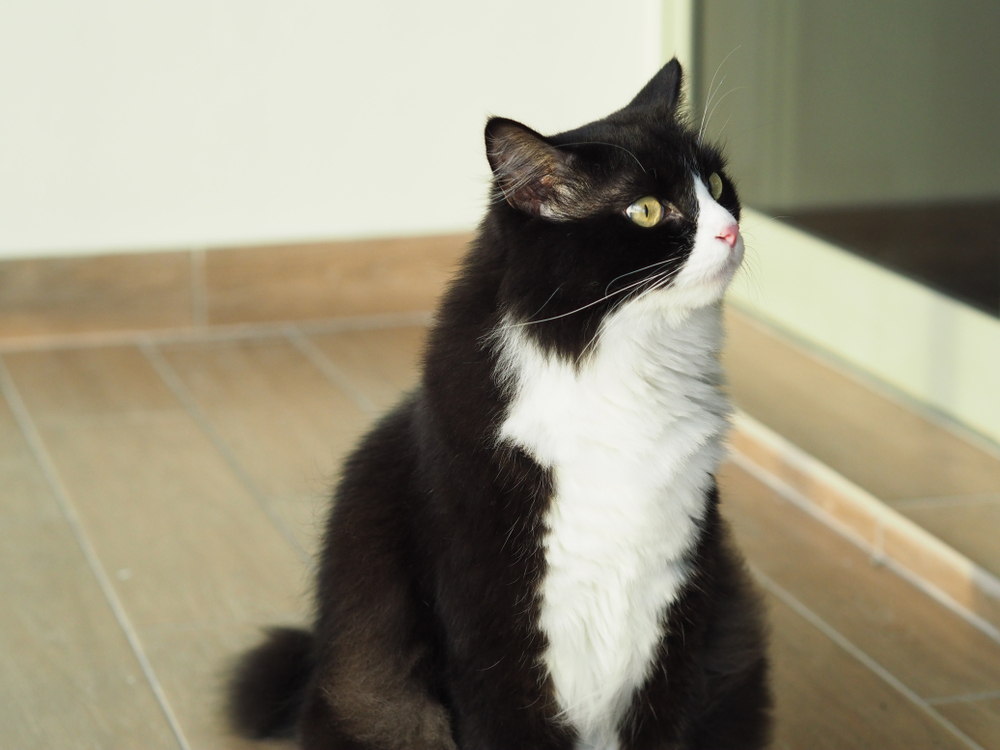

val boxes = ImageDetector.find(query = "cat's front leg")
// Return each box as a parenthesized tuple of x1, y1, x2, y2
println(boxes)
(431, 506, 576, 748)
(621, 517, 771, 750)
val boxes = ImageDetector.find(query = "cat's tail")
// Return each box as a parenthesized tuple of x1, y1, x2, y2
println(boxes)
(226, 627, 315, 739)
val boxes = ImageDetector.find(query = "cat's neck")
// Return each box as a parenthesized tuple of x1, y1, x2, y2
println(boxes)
(495, 296, 727, 395)
(593, 296, 726, 382)
(494, 296, 730, 468)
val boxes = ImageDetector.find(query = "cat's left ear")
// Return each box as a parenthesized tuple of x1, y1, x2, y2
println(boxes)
(626, 58, 683, 112)
(485, 118, 588, 220)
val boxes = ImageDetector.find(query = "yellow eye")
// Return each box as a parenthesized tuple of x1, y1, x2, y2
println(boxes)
(708, 172, 724, 200)
(626, 196, 663, 228)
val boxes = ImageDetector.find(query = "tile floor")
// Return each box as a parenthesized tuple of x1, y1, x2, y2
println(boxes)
(1, 315, 998, 749)
(724, 307, 1000, 581)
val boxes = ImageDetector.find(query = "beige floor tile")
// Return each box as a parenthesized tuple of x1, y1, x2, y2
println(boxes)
(724, 308, 1000, 501)
(0, 449, 58, 521)
(271, 494, 329, 562)
(159, 338, 371, 501)
(899, 500, 1000, 580)
(936, 699, 1000, 750)
(35, 416, 309, 629)
(5, 348, 308, 630)
(143, 622, 302, 750)
(0, 517, 178, 750)
(308, 326, 426, 413)
(0, 396, 62, 521)
(720, 462, 1000, 700)
(766, 591, 970, 750)
(4, 347, 181, 420)
(0, 369, 179, 748)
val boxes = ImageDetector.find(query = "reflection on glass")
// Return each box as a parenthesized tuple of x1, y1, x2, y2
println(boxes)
(697, 1, 1000, 315)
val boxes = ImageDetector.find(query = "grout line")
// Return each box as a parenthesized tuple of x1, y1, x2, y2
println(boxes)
(752, 566, 987, 750)
(926, 689, 1000, 706)
(139, 341, 313, 568)
(190, 249, 208, 328)
(891, 493, 1000, 511)
(0, 356, 192, 750)
(0, 310, 434, 354)
(729, 448, 1000, 647)
(285, 325, 379, 416)
(297, 311, 433, 336)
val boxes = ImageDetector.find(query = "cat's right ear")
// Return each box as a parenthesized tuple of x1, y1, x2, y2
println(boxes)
(627, 58, 683, 112)
(485, 118, 586, 220)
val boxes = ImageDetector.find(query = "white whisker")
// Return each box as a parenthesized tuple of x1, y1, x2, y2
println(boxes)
(604, 255, 685, 295)
(501, 275, 658, 330)
(698, 45, 741, 144)
(701, 87, 744, 144)
(577, 265, 685, 364)
(699, 74, 727, 144)
(528, 286, 563, 320)
(716, 114, 734, 143)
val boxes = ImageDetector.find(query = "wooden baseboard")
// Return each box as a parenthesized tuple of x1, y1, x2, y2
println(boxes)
(731, 410, 1000, 643)
(0, 234, 471, 344)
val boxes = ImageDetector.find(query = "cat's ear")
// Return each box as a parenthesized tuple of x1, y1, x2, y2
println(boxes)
(627, 58, 683, 112)
(485, 118, 587, 220)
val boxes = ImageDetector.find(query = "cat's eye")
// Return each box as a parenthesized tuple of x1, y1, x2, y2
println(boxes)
(626, 196, 663, 228)
(708, 172, 724, 201)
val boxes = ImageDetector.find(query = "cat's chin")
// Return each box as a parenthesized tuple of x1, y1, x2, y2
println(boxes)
(636, 263, 741, 325)
(702, 254, 744, 299)
(612, 287, 720, 332)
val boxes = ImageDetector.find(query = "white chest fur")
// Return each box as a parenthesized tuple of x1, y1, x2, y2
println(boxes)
(495, 301, 731, 750)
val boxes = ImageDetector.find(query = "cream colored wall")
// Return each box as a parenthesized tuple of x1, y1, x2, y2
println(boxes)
(0, 0, 677, 259)
(699, 0, 1000, 210)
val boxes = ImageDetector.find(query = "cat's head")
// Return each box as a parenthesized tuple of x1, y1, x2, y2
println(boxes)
(483, 59, 742, 357)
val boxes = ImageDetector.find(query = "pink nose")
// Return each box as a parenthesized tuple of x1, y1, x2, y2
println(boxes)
(716, 223, 739, 249)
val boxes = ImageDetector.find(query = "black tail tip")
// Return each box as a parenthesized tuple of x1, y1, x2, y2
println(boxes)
(226, 627, 314, 739)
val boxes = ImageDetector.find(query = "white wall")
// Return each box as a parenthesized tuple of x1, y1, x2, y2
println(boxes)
(0, 1, 675, 259)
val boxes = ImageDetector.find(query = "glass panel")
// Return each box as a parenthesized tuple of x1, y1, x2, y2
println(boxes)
(696, 0, 1000, 315)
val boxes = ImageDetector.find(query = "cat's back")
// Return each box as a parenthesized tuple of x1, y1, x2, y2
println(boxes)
(318, 394, 426, 590)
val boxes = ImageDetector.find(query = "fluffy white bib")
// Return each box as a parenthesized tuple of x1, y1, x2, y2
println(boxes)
(496, 298, 730, 749)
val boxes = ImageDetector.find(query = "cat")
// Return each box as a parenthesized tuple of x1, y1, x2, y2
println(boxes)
(226, 58, 771, 750)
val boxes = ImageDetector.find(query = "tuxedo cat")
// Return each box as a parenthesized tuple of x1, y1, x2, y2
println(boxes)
(227, 59, 771, 750)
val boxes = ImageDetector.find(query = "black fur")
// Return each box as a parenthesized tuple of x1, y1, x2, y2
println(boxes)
(227, 59, 770, 749)
(227, 627, 314, 738)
